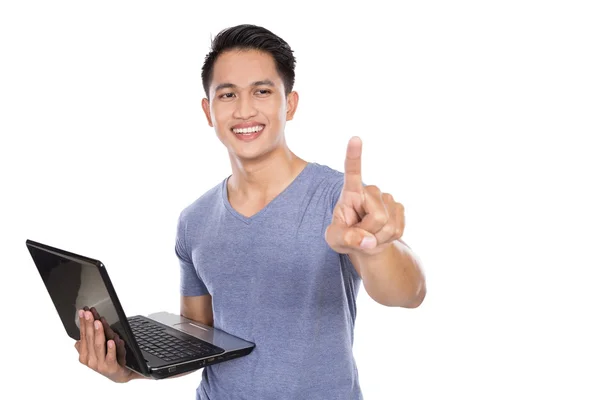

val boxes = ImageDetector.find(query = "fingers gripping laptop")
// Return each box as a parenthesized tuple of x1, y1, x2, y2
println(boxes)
(26, 239, 255, 379)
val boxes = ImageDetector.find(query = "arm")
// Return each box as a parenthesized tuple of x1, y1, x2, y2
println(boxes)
(349, 239, 426, 308)
(326, 137, 427, 309)
(181, 294, 214, 326)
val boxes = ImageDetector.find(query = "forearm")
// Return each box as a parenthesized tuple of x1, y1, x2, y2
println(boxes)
(351, 240, 426, 308)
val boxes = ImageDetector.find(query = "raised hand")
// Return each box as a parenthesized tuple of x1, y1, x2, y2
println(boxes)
(325, 137, 405, 257)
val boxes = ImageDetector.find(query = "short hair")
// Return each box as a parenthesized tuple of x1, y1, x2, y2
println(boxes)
(201, 24, 296, 99)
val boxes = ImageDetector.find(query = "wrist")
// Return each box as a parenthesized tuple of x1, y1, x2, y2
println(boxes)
(115, 370, 146, 383)
(351, 241, 394, 263)
(127, 372, 149, 382)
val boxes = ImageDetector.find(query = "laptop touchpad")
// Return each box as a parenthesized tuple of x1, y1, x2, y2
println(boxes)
(173, 322, 214, 342)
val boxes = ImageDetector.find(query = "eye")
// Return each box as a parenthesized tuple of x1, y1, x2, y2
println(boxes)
(255, 89, 271, 96)
(219, 92, 236, 100)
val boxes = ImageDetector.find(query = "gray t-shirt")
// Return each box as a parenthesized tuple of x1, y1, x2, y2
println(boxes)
(176, 162, 363, 400)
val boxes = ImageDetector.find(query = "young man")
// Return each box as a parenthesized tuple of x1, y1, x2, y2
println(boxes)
(75, 24, 426, 399)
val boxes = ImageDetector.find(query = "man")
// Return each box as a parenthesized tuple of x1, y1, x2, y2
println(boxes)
(75, 24, 426, 399)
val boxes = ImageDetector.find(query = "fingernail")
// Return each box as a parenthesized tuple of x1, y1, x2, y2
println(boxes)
(360, 236, 377, 249)
(78, 310, 84, 318)
(108, 341, 114, 349)
(85, 312, 91, 321)
(94, 321, 100, 330)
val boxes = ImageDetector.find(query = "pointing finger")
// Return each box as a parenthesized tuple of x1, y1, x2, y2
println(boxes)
(343, 136, 363, 193)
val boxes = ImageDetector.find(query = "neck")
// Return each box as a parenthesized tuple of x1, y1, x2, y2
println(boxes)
(227, 143, 308, 197)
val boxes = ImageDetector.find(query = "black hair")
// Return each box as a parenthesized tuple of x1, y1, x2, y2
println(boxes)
(201, 24, 296, 99)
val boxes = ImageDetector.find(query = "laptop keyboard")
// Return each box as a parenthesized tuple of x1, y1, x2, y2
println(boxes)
(128, 317, 223, 362)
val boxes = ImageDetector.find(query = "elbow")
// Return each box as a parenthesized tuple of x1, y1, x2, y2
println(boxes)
(383, 282, 427, 309)
(401, 263, 427, 308)
(403, 285, 426, 308)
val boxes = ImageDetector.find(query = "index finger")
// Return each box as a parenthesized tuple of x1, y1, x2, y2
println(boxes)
(344, 136, 363, 193)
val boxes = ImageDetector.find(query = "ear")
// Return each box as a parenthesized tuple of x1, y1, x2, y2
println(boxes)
(285, 91, 299, 121)
(201, 98, 213, 127)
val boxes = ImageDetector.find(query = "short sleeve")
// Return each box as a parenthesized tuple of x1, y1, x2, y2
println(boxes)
(175, 213, 209, 296)
(329, 176, 345, 213)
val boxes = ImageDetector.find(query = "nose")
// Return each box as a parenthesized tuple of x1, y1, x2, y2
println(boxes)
(233, 93, 258, 120)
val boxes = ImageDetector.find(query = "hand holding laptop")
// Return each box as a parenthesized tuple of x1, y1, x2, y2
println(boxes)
(74, 306, 140, 383)
(27, 239, 255, 380)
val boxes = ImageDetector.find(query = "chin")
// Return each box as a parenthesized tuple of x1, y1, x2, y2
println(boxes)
(232, 148, 271, 162)
(231, 142, 279, 163)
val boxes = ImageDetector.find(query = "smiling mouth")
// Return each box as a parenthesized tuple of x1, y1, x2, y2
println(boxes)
(232, 125, 265, 135)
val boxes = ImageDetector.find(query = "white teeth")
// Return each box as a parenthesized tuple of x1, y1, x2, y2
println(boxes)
(233, 125, 264, 134)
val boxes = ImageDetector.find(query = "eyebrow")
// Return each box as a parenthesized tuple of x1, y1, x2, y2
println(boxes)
(214, 79, 276, 92)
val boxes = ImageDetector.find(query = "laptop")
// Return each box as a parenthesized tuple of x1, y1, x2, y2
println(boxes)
(26, 239, 255, 379)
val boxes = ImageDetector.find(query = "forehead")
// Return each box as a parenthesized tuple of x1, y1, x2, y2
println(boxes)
(211, 49, 283, 89)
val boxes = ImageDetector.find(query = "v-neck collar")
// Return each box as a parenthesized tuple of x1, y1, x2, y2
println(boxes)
(221, 162, 315, 225)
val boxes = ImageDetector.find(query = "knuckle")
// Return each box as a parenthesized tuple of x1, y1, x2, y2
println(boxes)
(343, 230, 356, 246)
(374, 212, 388, 226)
(87, 360, 97, 370)
(382, 193, 393, 203)
(366, 185, 381, 194)
(383, 224, 395, 236)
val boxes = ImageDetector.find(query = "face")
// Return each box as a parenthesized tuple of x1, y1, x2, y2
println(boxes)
(202, 49, 298, 162)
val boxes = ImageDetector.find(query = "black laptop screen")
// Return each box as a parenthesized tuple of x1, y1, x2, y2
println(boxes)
(28, 242, 145, 373)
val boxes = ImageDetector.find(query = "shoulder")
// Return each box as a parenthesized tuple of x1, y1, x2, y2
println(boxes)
(178, 178, 226, 224)
(305, 162, 345, 208)
(309, 162, 344, 188)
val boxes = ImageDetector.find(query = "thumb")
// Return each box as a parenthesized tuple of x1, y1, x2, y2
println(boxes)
(327, 222, 378, 250)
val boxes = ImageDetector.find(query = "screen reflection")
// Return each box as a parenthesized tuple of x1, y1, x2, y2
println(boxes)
(28, 243, 145, 374)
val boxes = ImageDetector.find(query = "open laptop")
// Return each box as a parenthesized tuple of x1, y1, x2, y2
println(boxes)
(26, 239, 255, 379)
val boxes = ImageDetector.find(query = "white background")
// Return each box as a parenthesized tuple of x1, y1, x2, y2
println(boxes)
(1, 1, 599, 399)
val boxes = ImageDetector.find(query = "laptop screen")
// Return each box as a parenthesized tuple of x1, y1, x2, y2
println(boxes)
(27, 241, 145, 374)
